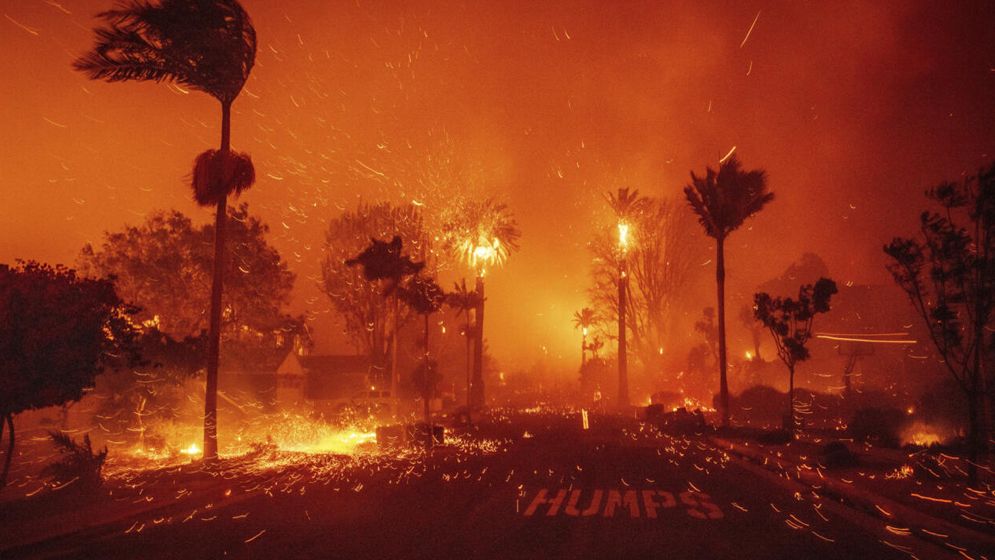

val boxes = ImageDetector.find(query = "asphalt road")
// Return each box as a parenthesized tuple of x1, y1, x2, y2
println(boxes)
(4, 411, 959, 559)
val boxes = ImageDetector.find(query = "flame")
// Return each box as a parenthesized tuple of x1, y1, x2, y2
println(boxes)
(901, 422, 945, 447)
(617, 222, 630, 252)
(671, 396, 716, 413)
(112, 412, 382, 473)
(179, 442, 201, 456)
(457, 236, 504, 276)
(885, 464, 914, 480)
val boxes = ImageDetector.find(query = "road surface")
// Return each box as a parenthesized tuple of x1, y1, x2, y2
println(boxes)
(3, 411, 961, 559)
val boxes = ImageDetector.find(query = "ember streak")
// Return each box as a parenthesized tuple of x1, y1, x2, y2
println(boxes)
(2, 1, 994, 559)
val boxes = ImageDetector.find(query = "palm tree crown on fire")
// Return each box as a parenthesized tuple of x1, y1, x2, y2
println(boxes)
(443, 198, 521, 277)
(684, 154, 774, 428)
(604, 187, 648, 407)
(75, 0, 258, 461)
(573, 307, 598, 368)
(605, 188, 650, 256)
(441, 197, 520, 407)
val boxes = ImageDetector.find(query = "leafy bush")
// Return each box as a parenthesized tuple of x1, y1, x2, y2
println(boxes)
(848, 407, 908, 448)
(821, 441, 858, 468)
(42, 432, 108, 490)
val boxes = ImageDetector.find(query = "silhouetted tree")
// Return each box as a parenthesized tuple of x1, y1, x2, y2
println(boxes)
(754, 278, 838, 434)
(399, 275, 446, 427)
(885, 162, 995, 481)
(694, 307, 719, 364)
(587, 336, 605, 360)
(410, 359, 442, 439)
(685, 154, 774, 427)
(76, 0, 258, 462)
(738, 305, 763, 361)
(445, 279, 482, 416)
(441, 197, 521, 408)
(572, 308, 598, 368)
(0, 262, 140, 487)
(78, 205, 297, 344)
(346, 235, 425, 405)
(322, 203, 428, 385)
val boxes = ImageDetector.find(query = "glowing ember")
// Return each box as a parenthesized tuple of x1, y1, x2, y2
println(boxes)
(885, 464, 914, 480)
(179, 442, 201, 456)
(276, 430, 377, 455)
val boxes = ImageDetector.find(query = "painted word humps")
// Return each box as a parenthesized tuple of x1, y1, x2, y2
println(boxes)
(522, 488, 724, 519)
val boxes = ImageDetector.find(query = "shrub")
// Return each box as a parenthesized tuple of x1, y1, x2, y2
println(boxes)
(821, 441, 858, 468)
(848, 407, 908, 448)
(42, 432, 108, 490)
(757, 429, 793, 445)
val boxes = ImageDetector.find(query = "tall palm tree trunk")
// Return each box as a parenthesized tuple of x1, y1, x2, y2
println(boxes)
(203, 100, 231, 462)
(618, 261, 629, 407)
(1, 413, 13, 487)
(787, 365, 795, 433)
(967, 343, 982, 482)
(464, 308, 472, 424)
(581, 331, 587, 369)
(424, 312, 431, 427)
(472, 276, 485, 408)
(391, 293, 399, 415)
(716, 236, 730, 428)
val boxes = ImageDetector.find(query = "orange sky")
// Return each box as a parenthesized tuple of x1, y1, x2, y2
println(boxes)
(1, 0, 993, 370)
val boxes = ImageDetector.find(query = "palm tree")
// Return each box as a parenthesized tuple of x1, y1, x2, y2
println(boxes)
(347, 236, 425, 410)
(572, 308, 598, 368)
(441, 198, 521, 408)
(684, 155, 774, 428)
(605, 188, 649, 407)
(399, 275, 446, 432)
(446, 279, 482, 418)
(75, 0, 257, 461)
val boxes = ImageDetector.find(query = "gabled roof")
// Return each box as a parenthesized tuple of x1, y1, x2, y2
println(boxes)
(301, 355, 370, 375)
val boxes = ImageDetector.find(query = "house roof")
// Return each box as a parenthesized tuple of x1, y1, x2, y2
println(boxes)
(275, 352, 375, 400)
(301, 355, 370, 375)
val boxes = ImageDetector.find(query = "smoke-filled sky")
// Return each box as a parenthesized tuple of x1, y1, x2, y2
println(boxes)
(1, 0, 993, 370)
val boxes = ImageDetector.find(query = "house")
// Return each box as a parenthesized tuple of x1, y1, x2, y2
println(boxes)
(275, 350, 374, 410)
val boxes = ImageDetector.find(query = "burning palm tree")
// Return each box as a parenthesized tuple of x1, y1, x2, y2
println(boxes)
(605, 188, 649, 407)
(442, 198, 521, 408)
(573, 307, 598, 368)
(75, 0, 257, 461)
(684, 155, 774, 428)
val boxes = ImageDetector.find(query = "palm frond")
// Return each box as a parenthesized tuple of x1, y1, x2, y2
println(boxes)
(75, 0, 257, 103)
(573, 307, 598, 329)
(441, 197, 521, 271)
(605, 187, 649, 221)
(191, 149, 255, 206)
(684, 155, 773, 239)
